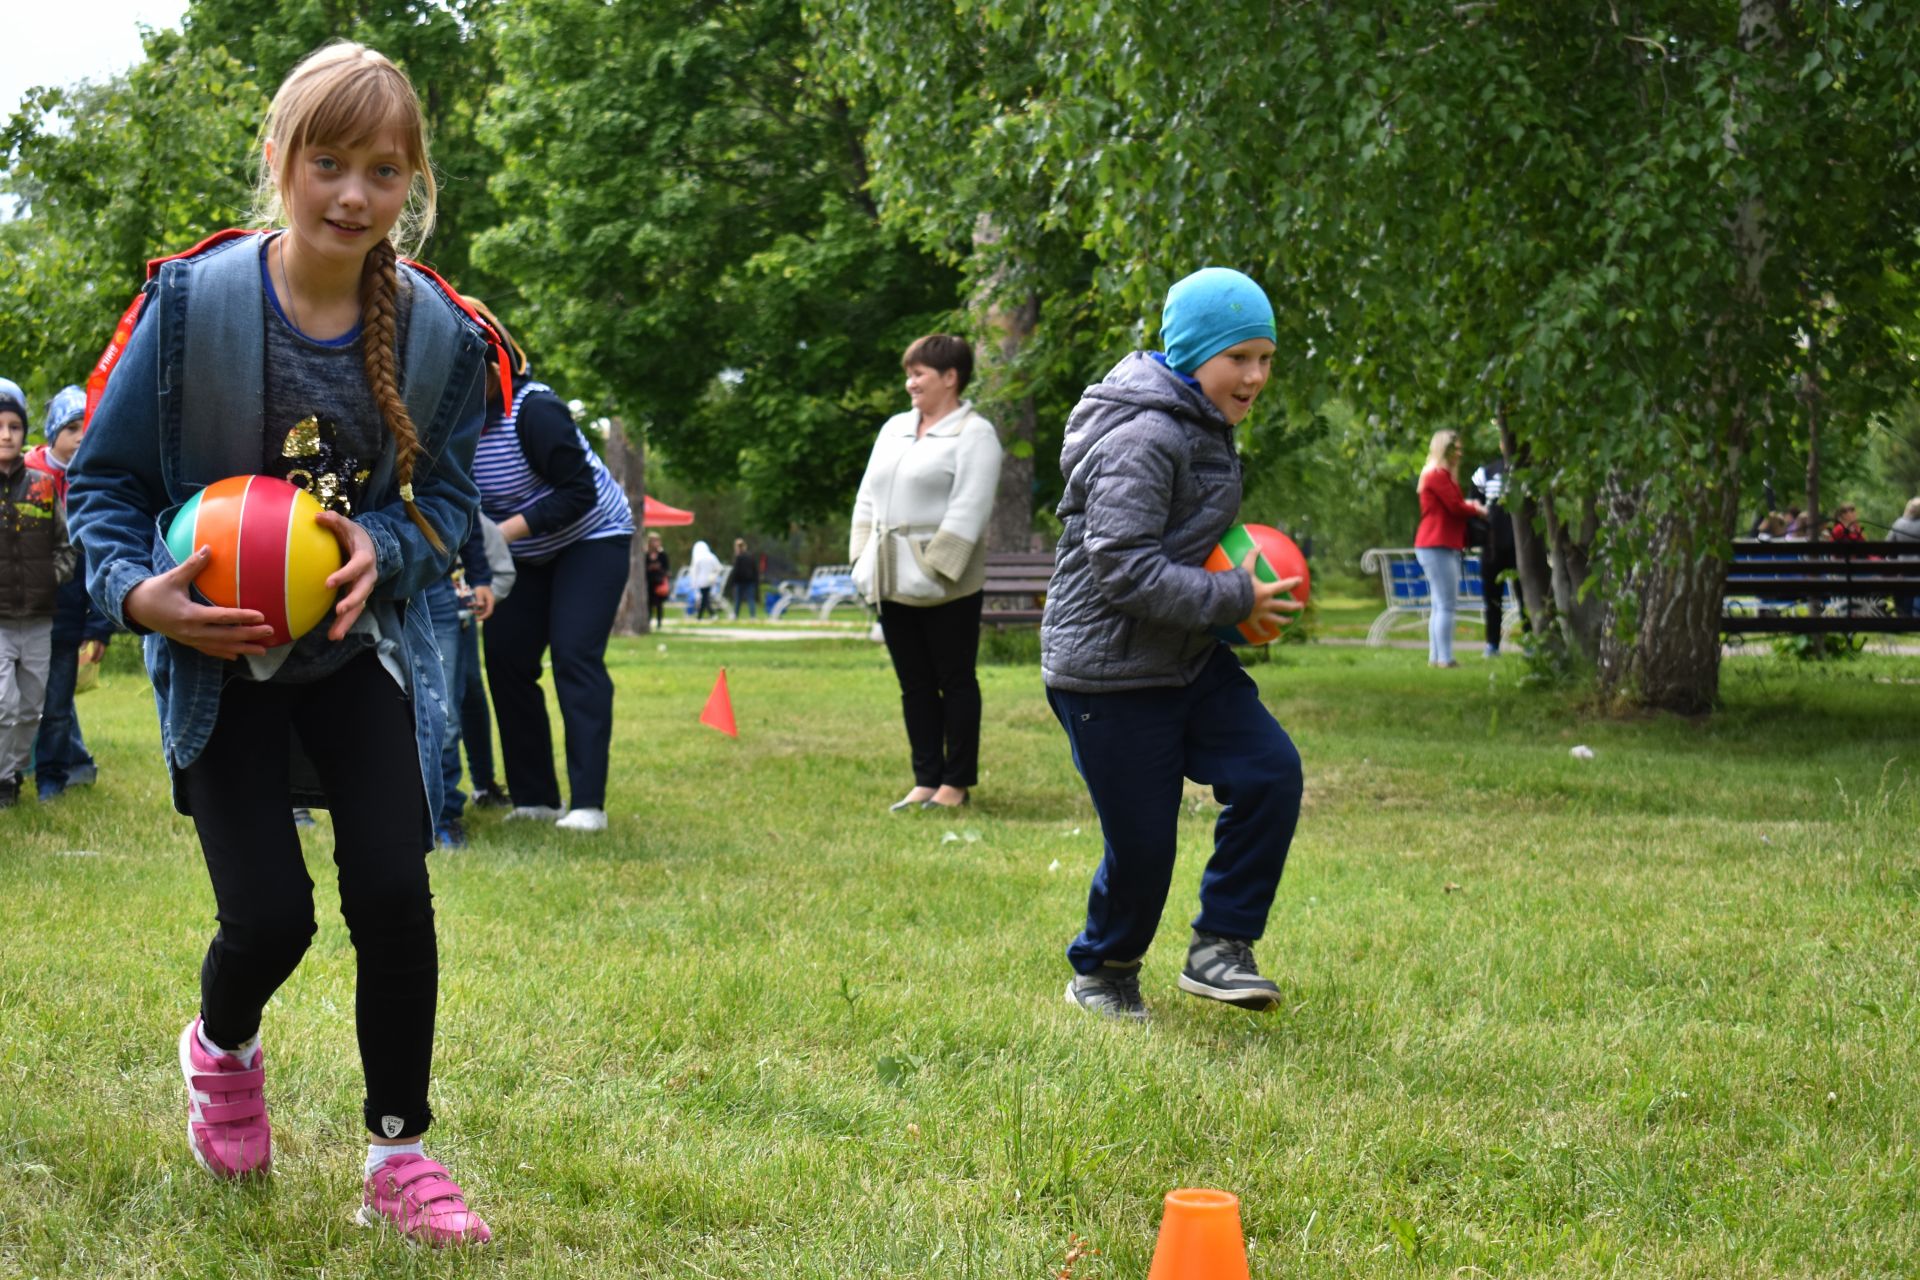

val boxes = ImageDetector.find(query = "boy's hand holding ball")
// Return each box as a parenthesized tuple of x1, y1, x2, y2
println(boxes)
(1206, 522, 1311, 645)
(1243, 549, 1305, 634)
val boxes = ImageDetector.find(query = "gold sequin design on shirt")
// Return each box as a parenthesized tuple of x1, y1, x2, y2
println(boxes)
(279, 415, 370, 516)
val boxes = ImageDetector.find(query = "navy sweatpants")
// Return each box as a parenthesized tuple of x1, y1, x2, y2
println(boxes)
(1047, 645, 1302, 974)
(484, 535, 630, 811)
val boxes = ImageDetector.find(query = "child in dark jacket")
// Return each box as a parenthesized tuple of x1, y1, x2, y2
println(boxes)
(0, 378, 78, 807)
(26, 385, 113, 799)
(1040, 269, 1303, 1021)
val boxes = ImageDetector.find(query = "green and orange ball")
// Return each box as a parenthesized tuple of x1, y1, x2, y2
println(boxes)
(1206, 522, 1310, 645)
(165, 475, 343, 648)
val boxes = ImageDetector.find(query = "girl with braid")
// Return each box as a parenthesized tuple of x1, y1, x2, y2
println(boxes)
(66, 42, 493, 1245)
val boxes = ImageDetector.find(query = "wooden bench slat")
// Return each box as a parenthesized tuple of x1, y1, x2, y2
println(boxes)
(1724, 615, 1916, 634)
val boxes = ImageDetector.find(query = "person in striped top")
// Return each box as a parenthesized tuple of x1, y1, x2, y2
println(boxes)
(463, 300, 634, 833)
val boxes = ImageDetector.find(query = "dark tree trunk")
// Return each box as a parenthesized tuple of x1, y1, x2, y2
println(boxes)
(1541, 491, 1604, 662)
(604, 418, 651, 636)
(1804, 373, 1822, 538)
(1497, 405, 1555, 636)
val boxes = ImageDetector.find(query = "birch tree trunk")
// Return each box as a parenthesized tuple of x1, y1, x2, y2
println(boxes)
(972, 214, 1038, 553)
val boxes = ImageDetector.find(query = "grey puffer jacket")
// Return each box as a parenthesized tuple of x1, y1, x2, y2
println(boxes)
(1041, 352, 1254, 691)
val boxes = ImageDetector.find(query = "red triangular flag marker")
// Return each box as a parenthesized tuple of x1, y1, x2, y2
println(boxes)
(700, 667, 738, 737)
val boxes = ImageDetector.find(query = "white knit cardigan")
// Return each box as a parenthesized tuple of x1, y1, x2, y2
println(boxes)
(849, 402, 1004, 606)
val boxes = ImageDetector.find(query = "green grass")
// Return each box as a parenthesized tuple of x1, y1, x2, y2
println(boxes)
(3, 637, 1916, 1277)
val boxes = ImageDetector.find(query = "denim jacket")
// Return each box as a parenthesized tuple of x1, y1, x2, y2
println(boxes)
(65, 233, 488, 817)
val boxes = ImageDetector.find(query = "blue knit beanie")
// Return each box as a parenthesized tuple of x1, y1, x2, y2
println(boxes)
(42, 385, 85, 441)
(0, 378, 27, 426)
(1161, 268, 1276, 374)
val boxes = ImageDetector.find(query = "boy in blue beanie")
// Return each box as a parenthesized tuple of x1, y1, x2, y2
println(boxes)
(25, 385, 113, 799)
(1041, 268, 1305, 1021)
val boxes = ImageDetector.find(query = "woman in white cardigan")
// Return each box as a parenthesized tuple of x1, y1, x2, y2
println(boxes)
(850, 334, 1004, 811)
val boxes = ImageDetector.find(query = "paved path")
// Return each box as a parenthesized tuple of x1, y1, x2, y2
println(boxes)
(647, 623, 871, 642)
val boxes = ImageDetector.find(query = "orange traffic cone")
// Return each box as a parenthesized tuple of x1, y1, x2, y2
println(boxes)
(1146, 1188, 1250, 1280)
(699, 667, 738, 737)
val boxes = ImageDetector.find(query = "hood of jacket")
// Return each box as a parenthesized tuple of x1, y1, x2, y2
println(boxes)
(1058, 352, 1231, 496)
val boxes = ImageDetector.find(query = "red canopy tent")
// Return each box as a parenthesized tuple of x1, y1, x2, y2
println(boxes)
(641, 495, 695, 526)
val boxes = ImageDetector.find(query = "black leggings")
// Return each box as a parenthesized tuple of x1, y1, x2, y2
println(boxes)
(183, 652, 437, 1139)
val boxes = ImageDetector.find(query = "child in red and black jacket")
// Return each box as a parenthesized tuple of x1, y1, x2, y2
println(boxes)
(0, 378, 77, 807)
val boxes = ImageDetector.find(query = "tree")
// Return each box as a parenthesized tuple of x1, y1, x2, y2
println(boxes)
(824, 0, 1920, 711)
(1, 34, 262, 398)
(475, 0, 958, 528)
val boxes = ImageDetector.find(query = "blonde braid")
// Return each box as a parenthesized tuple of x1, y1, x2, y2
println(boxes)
(359, 238, 446, 553)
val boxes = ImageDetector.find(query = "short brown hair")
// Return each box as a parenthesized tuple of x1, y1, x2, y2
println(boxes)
(902, 334, 974, 394)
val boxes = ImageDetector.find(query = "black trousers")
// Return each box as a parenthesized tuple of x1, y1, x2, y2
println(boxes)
(1480, 519, 1530, 647)
(182, 652, 437, 1139)
(879, 592, 983, 789)
(485, 535, 630, 810)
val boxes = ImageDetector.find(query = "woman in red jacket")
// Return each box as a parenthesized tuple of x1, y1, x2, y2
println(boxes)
(1414, 430, 1485, 668)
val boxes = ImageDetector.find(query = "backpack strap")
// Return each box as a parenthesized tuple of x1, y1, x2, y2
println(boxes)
(84, 229, 267, 432)
(176, 235, 269, 487)
(403, 258, 514, 408)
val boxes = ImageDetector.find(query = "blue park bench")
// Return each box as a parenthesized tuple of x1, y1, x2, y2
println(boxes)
(766, 565, 866, 621)
(1359, 547, 1523, 647)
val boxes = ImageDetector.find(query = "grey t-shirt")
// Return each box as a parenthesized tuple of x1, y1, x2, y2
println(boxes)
(246, 238, 409, 681)
(260, 239, 402, 518)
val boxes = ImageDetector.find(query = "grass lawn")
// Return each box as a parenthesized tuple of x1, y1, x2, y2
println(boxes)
(2, 635, 1915, 1277)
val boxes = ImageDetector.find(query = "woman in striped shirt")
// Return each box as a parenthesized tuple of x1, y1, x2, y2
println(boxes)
(463, 300, 634, 833)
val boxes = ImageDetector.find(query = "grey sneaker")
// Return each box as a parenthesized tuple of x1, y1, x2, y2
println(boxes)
(1178, 931, 1280, 1010)
(1065, 960, 1149, 1022)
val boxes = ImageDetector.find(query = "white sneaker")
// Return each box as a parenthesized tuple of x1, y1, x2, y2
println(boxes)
(555, 808, 608, 832)
(505, 805, 563, 822)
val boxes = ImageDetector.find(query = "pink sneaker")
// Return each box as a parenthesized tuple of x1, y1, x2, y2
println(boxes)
(178, 1017, 271, 1178)
(358, 1153, 492, 1247)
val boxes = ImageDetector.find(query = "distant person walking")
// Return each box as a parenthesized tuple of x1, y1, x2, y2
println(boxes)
(729, 538, 760, 618)
(1415, 430, 1484, 669)
(688, 540, 721, 619)
(850, 334, 1003, 812)
(643, 531, 670, 628)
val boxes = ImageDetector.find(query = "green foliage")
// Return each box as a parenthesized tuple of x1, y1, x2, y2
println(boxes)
(817, 2, 1920, 706)
(0, 34, 262, 397)
(1769, 629, 1867, 663)
(475, 0, 959, 526)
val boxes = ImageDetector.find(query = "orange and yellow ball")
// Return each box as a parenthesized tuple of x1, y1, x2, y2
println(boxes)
(164, 475, 343, 648)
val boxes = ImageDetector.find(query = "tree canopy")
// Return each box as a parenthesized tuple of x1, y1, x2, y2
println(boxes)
(6, 1, 1920, 708)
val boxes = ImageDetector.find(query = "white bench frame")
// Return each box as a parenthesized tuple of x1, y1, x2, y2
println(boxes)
(766, 564, 870, 621)
(1360, 546, 1523, 647)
